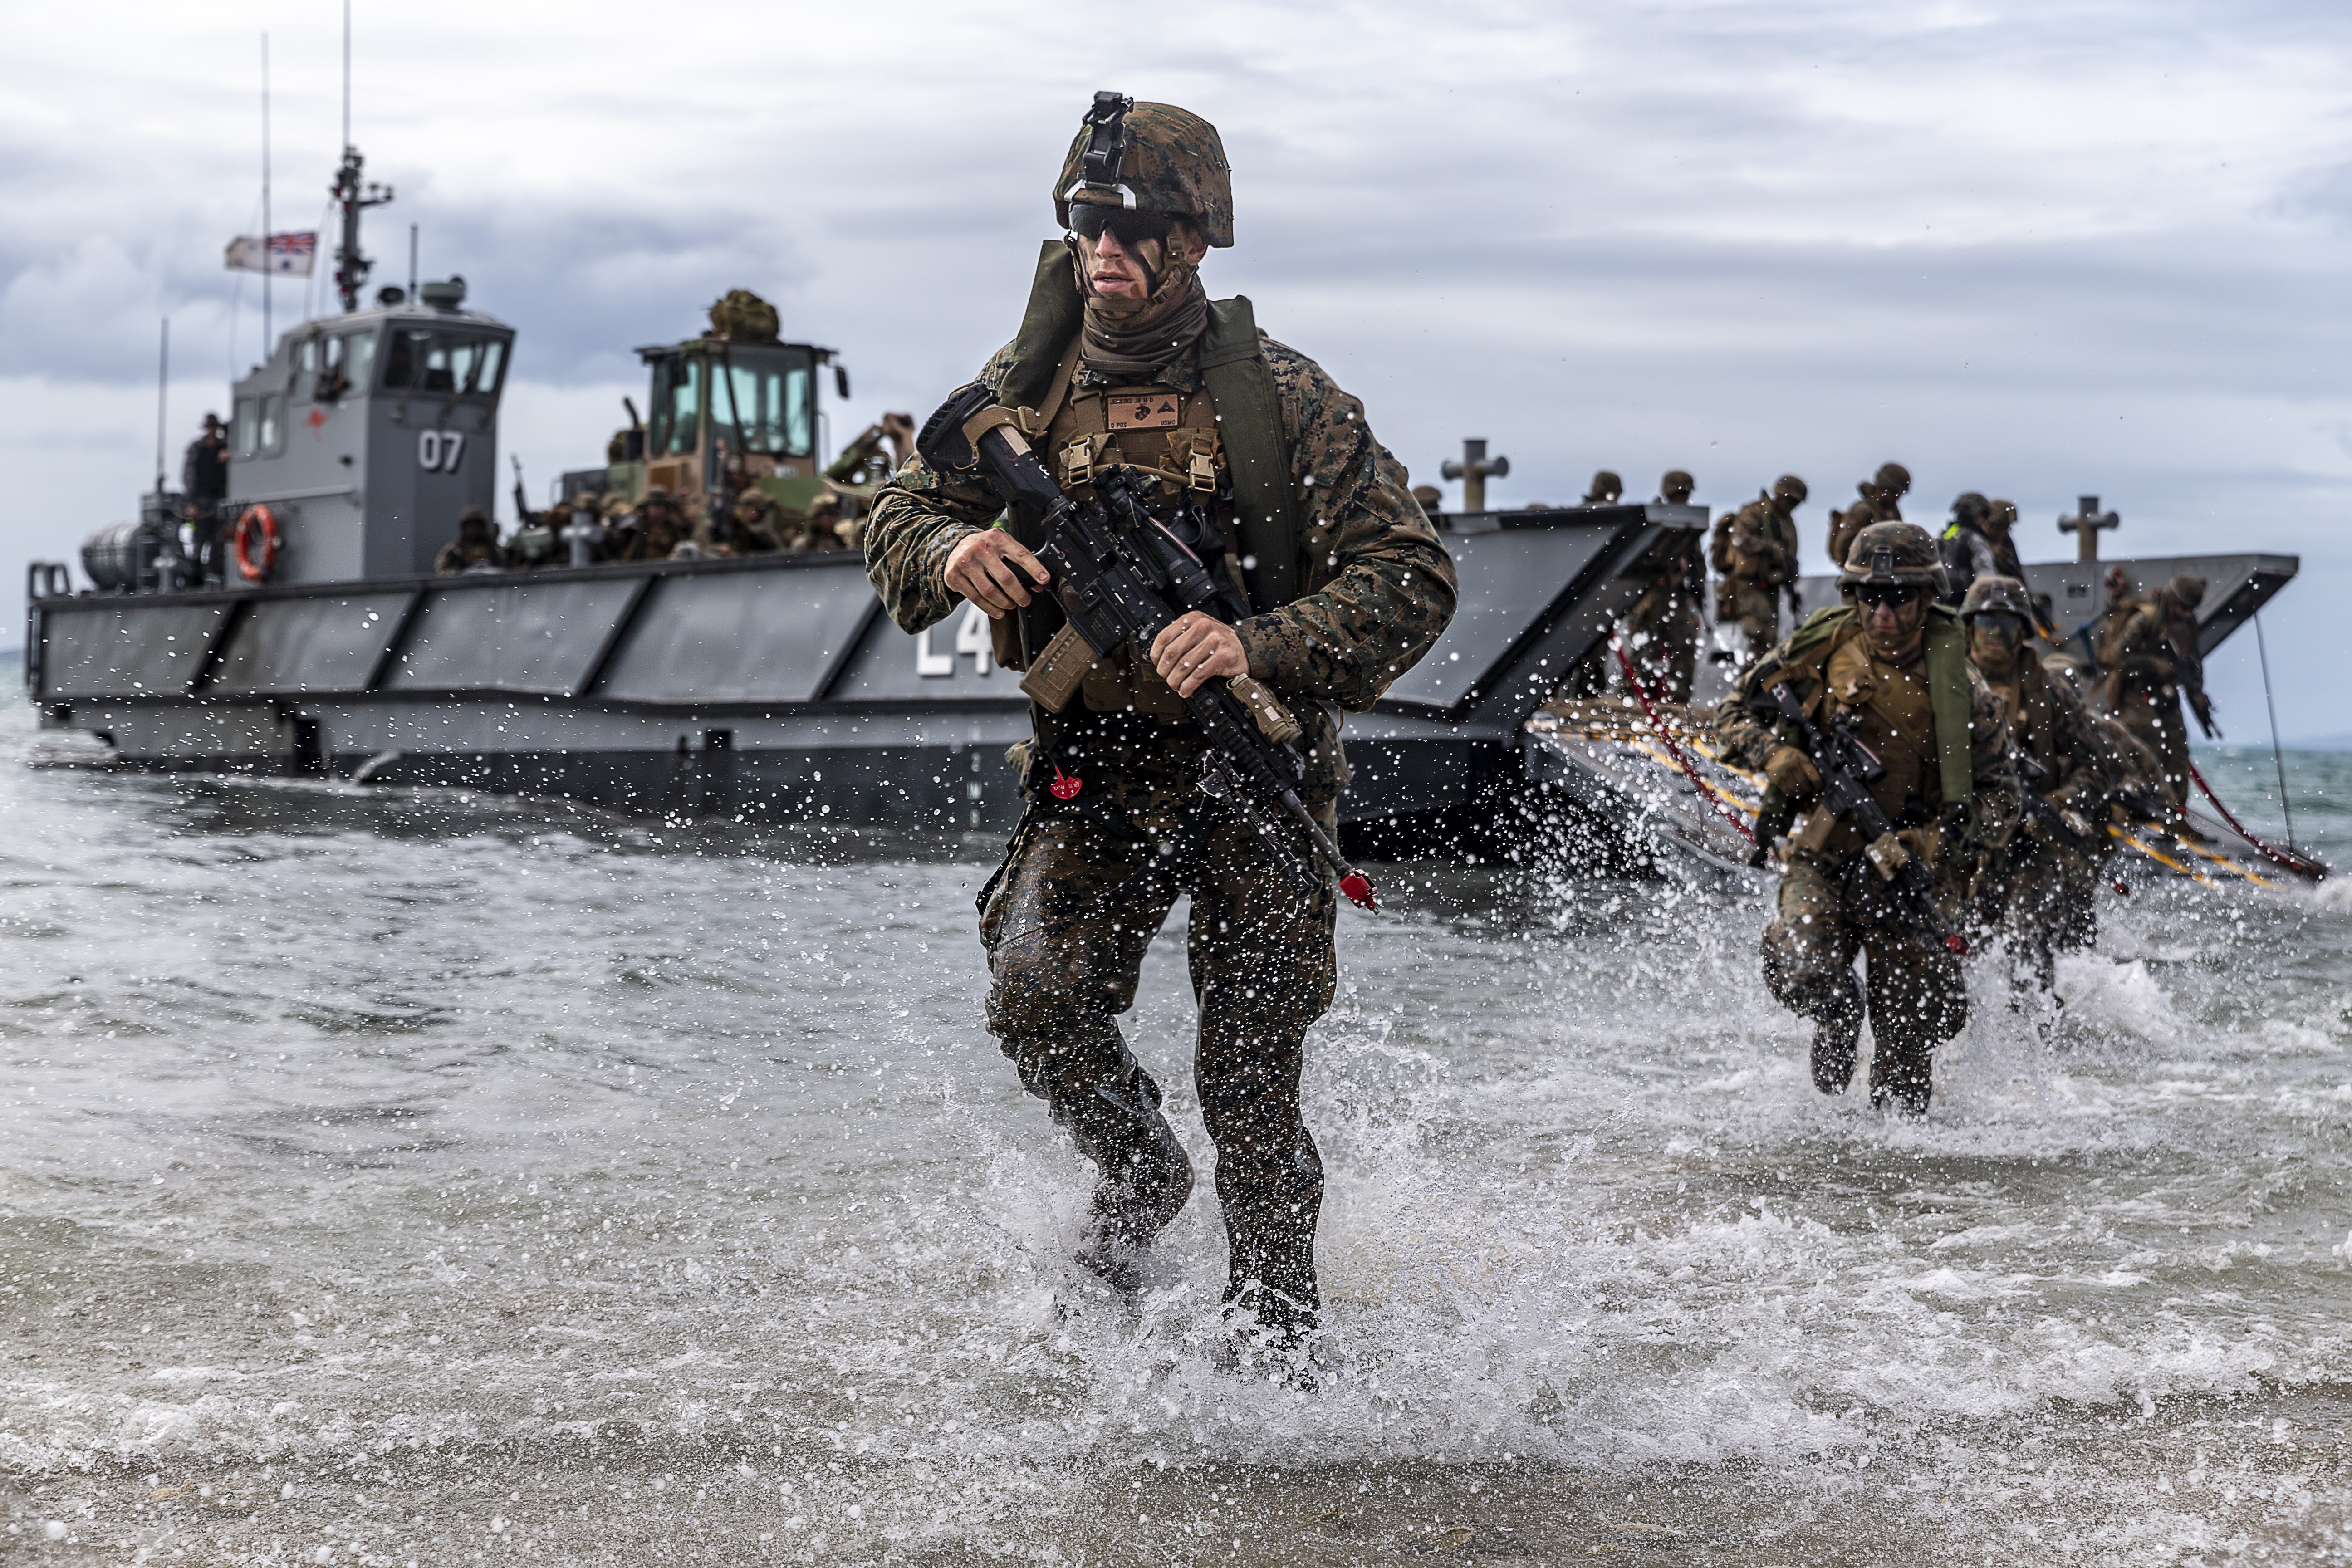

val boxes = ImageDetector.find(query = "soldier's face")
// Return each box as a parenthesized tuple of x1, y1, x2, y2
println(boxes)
(1968, 615, 2021, 672)
(1858, 586, 1927, 657)
(1079, 222, 1208, 304)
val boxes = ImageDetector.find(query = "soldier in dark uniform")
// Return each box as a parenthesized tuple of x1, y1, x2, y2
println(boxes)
(1715, 523, 2019, 1114)
(1938, 491, 2029, 607)
(705, 487, 783, 555)
(1825, 461, 1910, 568)
(433, 505, 508, 574)
(1961, 575, 2106, 988)
(1710, 475, 1804, 674)
(863, 95, 1457, 1364)
(2096, 574, 2215, 811)
(181, 412, 231, 580)
(1620, 469, 1704, 702)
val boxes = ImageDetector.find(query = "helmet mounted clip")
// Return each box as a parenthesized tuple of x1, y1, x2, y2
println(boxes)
(1066, 91, 1138, 210)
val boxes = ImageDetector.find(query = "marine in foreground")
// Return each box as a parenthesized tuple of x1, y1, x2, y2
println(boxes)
(862, 94, 1457, 1365)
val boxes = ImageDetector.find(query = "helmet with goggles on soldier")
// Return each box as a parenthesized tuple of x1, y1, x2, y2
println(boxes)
(1840, 520, 1948, 607)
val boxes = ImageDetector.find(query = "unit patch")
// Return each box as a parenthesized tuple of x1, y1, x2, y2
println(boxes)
(1107, 393, 1182, 431)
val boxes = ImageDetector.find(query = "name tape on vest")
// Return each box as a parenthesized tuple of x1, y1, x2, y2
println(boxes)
(1107, 393, 1182, 431)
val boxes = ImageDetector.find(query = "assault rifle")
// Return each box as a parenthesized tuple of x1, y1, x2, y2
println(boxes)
(1747, 680, 1968, 956)
(916, 383, 1377, 911)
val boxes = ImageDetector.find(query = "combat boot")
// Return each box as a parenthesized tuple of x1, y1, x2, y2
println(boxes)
(1055, 1067, 1194, 1297)
(1868, 1036, 1933, 1116)
(1806, 976, 1864, 1095)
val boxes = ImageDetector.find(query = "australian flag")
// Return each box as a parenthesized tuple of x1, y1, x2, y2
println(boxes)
(224, 231, 317, 277)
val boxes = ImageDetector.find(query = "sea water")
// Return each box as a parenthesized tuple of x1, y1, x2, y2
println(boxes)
(3, 700, 2348, 1565)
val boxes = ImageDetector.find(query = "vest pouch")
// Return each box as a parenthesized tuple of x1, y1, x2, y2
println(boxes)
(990, 610, 1024, 672)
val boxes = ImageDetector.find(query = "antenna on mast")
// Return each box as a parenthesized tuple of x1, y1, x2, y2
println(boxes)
(155, 318, 170, 495)
(261, 32, 271, 355)
(330, 0, 394, 313)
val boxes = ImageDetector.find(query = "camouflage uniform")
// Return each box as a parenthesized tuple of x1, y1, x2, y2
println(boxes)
(1710, 475, 1804, 672)
(1961, 576, 2107, 990)
(1937, 492, 2028, 607)
(1620, 471, 1703, 703)
(1715, 523, 2019, 1113)
(2094, 576, 2212, 810)
(705, 490, 783, 555)
(1824, 461, 1910, 568)
(433, 505, 508, 574)
(864, 96, 1456, 1342)
(610, 490, 689, 562)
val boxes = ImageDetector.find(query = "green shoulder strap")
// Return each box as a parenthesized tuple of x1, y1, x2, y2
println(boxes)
(1924, 604, 1975, 804)
(999, 241, 1083, 414)
(1197, 296, 1301, 608)
(1779, 605, 1854, 669)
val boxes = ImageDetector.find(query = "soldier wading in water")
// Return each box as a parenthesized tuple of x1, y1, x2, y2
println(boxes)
(864, 96, 1457, 1369)
(1715, 523, 2019, 1114)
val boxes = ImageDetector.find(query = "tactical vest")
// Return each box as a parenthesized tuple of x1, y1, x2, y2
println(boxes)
(1777, 604, 1975, 807)
(990, 241, 1304, 718)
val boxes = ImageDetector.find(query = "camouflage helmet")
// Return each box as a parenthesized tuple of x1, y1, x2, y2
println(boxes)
(1839, 521, 1944, 591)
(1410, 484, 1443, 512)
(1583, 470, 1623, 504)
(1872, 461, 1912, 495)
(1659, 470, 1695, 504)
(459, 504, 488, 525)
(2161, 573, 2206, 611)
(1950, 490, 1991, 526)
(1055, 94, 1234, 247)
(1772, 474, 1808, 505)
(1959, 574, 2035, 622)
(1989, 498, 2019, 530)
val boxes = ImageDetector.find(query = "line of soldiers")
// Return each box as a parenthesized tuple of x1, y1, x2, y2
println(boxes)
(432, 485, 861, 575)
(1709, 517, 2202, 1116)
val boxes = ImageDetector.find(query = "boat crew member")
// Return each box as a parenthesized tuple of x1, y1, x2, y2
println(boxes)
(1582, 470, 1623, 505)
(2095, 573, 2215, 813)
(1710, 474, 1805, 675)
(1938, 491, 2027, 608)
(1824, 461, 1909, 567)
(433, 505, 508, 574)
(181, 412, 230, 579)
(1714, 522, 2019, 1114)
(1960, 574, 2107, 989)
(1618, 469, 1704, 702)
(863, 94, 1456, 1364)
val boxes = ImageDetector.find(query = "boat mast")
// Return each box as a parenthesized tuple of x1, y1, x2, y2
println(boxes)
(329, 0, 393, 314)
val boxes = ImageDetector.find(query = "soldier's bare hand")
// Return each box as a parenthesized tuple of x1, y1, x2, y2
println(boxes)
(945, 529, 1049, 618)
(1150, 612, 1247, 699)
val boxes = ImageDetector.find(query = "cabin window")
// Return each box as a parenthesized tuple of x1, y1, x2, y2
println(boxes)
(345, 330, 376, 392)
(258, 393, 285, 456)
(294, 336, 319, 395)
(233, 397, 260, 459)
(709, 352, 814, 459)
(381, 330, 509, 397)
(650, 356, 704, 458)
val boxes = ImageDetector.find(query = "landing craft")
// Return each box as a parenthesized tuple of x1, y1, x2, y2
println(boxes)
(20, 142, 2305, 873)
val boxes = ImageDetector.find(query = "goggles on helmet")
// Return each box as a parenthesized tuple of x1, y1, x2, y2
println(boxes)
(1068, 203, 1177, 248)
(1967, 610, 2027, 637)
(1852, 582, 1924, 610)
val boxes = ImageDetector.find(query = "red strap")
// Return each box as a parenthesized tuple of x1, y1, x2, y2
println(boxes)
(1610, 635, 1756, 847)
(2185, 760, 2327, 881)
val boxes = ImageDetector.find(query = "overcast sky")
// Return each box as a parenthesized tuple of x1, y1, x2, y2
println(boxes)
(5, 0, 2348, 739)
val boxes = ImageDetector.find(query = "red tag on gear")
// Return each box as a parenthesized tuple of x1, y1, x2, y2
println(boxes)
(1338, 872, 1377, 911)
(1049, 765, 1082, 801)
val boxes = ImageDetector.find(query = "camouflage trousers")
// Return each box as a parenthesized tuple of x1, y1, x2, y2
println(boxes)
(978, 725, 1338, 1319)
(1622, 594, 1699, 706)
(2115, 689, 2192, 810)
(1986, 834, 2099, 993)
(1762, 850, 1967, 1113)
(1720, 578, 1782, 675)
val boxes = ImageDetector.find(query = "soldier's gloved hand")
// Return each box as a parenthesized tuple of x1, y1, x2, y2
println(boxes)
(1764, 745, 1820, 799)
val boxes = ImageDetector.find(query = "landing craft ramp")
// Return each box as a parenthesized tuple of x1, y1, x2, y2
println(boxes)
(25, 504, 1704, 833)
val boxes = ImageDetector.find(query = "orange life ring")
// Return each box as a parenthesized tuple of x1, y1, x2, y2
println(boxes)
(234, 504, 280, 582)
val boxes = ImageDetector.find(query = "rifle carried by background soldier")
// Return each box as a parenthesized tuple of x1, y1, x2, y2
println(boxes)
(1748, 680, 1968, 957)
